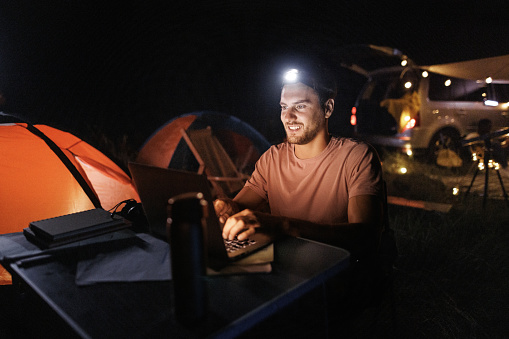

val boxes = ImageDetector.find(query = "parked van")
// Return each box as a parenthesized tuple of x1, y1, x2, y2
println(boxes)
(351, 65, 509, 161)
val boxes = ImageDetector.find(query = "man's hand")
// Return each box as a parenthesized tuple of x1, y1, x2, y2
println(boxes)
(222, 209, 260, 240)
(213, 198, 239, 224)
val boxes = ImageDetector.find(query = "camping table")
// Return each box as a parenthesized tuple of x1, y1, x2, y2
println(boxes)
(0, 231, 349, 339)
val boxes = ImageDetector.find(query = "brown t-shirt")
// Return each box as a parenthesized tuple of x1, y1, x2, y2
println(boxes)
(245, 137, 383, 224)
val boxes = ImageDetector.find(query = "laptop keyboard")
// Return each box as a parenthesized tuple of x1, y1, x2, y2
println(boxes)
(224, 237, 257, 253)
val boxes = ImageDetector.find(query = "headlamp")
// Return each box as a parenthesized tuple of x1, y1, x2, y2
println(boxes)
(282, 68, 314, 89)
(283, 69, 300, 83)
(281, 66, 337, 103)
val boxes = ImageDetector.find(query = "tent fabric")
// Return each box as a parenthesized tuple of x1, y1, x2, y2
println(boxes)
(137, 111, 271, 175)
(25, 122, 102, 208)
(423, 54, 509, 82)
(136, 114, 197, 168)
(0, 122, 140, 235)
(339, 46, 509, 83)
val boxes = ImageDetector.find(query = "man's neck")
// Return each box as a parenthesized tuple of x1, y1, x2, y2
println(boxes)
(294, 132, 331, 159)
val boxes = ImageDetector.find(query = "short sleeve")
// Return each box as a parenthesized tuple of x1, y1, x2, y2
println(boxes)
(244, 149, 271, 201)
(346, 144, 383, 199)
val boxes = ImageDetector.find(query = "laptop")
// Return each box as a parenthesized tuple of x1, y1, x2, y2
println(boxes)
(128, 162, 273, 269)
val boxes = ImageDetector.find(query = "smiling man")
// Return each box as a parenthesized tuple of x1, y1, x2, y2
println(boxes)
(214, 64, 384, 261)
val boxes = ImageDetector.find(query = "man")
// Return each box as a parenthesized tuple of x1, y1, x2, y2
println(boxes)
(214, 65, 384, 261)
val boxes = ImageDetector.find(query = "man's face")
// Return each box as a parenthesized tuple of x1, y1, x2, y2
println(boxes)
(280, 83, 327, 145)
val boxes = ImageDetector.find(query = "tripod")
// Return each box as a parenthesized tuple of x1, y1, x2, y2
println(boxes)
(464, 141, 509, 209)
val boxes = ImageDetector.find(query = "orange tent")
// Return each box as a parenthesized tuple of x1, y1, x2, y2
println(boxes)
(0, 120, 140, 235)
(136, 111, 270, 174)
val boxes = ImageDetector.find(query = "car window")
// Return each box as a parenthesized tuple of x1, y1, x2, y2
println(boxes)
(489, 84, 509, 102)
(429, 72, 486, 102)
(361, 76, 394, 101)
(364, 70, 419, 102)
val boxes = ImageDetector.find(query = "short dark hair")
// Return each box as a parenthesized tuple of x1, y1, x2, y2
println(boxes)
(282, 64, 337, 109)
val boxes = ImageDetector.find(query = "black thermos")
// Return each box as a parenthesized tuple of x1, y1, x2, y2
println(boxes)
(167, 192, 208, 325)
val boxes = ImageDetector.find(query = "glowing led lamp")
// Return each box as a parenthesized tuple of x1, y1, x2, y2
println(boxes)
(484, 100, 499, 107)
(405, 118, 416, 130)
(403, 144, 413, 156)
(350, 106, 357, 126)
(284, 69, 299, 83)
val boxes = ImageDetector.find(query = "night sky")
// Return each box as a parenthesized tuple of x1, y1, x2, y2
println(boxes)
(1, 1, 509, 155)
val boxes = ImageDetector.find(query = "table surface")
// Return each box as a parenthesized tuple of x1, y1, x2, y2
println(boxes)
(1, 232, 350, 339)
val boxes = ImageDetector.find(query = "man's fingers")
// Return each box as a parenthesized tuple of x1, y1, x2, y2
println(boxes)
(222, 217, 241, 239)
(214, 199, 233, 224)
(222, 210, 259, 240)
(235, 227, 255, 241)
(213, 199, 227, 214)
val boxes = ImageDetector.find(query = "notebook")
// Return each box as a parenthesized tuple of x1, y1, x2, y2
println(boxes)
(128, 162, 274, 269)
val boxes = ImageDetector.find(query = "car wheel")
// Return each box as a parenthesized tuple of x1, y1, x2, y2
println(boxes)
(427, 129, 463, 164)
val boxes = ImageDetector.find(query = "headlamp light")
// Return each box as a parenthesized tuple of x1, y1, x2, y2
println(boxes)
(283, 69, 300, 83)
(282, 68, 313, 89)
(281, 66, 337, 103)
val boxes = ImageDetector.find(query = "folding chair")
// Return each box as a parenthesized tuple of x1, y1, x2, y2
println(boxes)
(368, 180, 398, 334)
(326, 181, 398, 337)
(180, 127, 249, 197)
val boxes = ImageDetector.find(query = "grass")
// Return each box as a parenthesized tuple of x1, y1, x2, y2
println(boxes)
(370, 150, 509, 338)
(387, 204, 509, 338)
